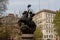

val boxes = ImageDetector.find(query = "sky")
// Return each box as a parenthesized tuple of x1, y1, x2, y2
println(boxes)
(6, 0, 60, 15)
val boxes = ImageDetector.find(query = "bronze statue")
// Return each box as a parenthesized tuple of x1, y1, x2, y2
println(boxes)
(18, 5, 36, 34)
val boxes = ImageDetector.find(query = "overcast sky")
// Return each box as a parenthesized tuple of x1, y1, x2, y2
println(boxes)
(6, 0, 60, 15)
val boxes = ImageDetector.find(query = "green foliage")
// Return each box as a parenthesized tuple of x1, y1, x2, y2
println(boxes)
(0, 27, 10, 40)
(53, 11, 60, 37)
(0, 23, 11, 40)
(0, 24, 20, 40)
(34, 27, 43, 40)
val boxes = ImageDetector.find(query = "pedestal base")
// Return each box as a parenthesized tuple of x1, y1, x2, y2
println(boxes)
(21, 34, 34, 40)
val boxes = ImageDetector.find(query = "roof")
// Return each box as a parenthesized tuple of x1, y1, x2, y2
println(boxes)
(36, 9, 56, 15)
(32, 9, 56, 18)
(8, 13, 14, 16)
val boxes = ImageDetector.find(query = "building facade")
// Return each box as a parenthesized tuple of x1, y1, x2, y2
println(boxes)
(1, 13, 20, 40)
(33, 9, 57, 40)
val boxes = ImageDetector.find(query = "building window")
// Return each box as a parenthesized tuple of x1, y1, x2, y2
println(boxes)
(47, 18, 53, 23)
(46, 13, 50, 18)
(46, 24, 50, 29)
(46, 17, 52, 23)
(44, 35, 48, 38)
(49, 30, 50, 33)
(46, 13, 52, 18)
(46, 13, 53, 23)
(46, 30, 48, 33)
(49, 35, 53, 38)
(46, 30, 51, 33)
(44, 35, 46, 38)
(39, 13, 42, 18)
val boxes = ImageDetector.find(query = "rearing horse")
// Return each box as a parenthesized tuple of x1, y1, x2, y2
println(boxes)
(18, 11, 36, 34)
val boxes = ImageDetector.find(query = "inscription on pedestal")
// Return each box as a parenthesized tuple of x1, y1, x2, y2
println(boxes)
(21, 34, 34, 40)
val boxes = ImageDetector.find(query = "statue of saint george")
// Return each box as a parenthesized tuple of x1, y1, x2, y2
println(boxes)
(18, 6, 36, 34)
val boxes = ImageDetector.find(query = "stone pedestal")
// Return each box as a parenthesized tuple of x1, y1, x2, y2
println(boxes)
(21, 34, 34, 40)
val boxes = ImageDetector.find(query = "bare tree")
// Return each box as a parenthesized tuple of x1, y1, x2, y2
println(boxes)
(0, 0, 9, 40)
(0, 0, 8, 14)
